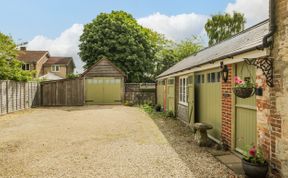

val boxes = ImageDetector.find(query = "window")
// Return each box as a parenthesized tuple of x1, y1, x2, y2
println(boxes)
(211, 73, 216, 82)
(207, 73, 211, 83)
(22, 63, 30, 70)
(168, 79, 174, 85)
(217, 72, 221, 82)
(196, 75, 201, 84)
(51, 65, 60, 72)
(201, 74, 205, 83)
(179, 77, 188, 105)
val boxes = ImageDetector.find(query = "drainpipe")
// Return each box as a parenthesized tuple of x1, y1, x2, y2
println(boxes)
(263, 0, 276, 48)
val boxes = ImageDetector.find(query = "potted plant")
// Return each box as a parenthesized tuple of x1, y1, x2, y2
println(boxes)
(242, 145, 268, 178)
(233, 76, 255, 98)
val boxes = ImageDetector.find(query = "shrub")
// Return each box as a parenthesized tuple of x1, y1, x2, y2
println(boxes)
(154, 104, 162, 112)
(124, 101, 134, 106)
(165, 111, 175, 118)
(141, 104, 154, 113)
(66, 73, 80, 79)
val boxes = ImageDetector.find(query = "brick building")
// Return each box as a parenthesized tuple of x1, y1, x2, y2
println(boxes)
(18, 47, 75, 80)
(156, 0, 288, 177)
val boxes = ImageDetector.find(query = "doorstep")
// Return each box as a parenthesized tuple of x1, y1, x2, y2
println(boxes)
(208, 149, 245, 176)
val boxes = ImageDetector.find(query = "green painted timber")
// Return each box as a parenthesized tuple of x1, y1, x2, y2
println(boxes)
(167, 78, 175, 113)
(188, 73, 195, 124)
(234, 62, 257, 153)
(195, 68, 222, 140)
(85, 77, 122, 104)
(157, 80, 164, 107)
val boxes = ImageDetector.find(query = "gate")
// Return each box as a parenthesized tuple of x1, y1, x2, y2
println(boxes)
(234, 62, 257, 153)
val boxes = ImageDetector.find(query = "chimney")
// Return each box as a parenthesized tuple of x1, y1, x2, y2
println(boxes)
(20, 47, 26, 51)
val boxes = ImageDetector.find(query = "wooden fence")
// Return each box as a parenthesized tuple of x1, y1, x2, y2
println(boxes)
(41, 78, 84, 106)
(125, 83, 156, 105)
(0, 80, 41, 115)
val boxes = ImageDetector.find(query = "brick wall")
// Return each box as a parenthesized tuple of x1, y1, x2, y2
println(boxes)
(221, 64, 233, 148)
(271, 0, 288, 177)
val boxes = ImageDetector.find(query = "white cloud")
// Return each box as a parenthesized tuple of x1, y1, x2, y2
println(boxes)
(27, 24, 84, 73)
(226, 0, 269, 27)
(27, 0, 269, 73)
(138, 12, 208, 41)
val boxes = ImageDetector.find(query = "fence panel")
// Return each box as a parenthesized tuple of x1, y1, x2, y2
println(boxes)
(41, 78, 84, 106)
(125, 83, 156, 105)
(0, 80, 40, 116)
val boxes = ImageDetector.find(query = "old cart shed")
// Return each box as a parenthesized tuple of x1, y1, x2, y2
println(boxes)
(81, 58, 126, 105)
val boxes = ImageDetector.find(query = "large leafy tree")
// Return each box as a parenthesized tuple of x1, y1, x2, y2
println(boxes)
(205, 12, 246, 46)
(79, 11, 159, 82)
(0, 32, 34, 81)
(155, 37, 202, 77)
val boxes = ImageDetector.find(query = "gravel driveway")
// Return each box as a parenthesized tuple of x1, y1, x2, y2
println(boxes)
(0, 106, 235, 178)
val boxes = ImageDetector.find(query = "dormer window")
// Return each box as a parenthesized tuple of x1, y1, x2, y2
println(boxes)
(51, 65, 60, 72)
(22, 63, 30, 70)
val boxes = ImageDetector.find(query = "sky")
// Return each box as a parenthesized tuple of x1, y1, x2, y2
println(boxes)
(0, 0, 269, 73)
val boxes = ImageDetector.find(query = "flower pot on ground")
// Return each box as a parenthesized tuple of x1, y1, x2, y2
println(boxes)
(233, 76, 255, 98)
(242, 145, 268, 178)
(242, 159, 268, 178)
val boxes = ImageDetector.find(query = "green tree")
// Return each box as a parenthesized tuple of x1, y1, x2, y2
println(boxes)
(79, 11, 159, 82)
(205, 12, 246, 46)
(155, 37, 202, 77)
(0, 32, 34, 81)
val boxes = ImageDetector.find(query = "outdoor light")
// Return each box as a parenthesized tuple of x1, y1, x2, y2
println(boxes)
(221, 63, 229, 82)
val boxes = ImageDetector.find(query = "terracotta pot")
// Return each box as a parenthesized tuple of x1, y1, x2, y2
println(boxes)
(242, 159, 268, 178)
(233, 87, 255, 98)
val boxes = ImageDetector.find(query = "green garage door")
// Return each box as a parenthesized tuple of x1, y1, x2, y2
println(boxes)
(195, 68, 222, 141)
(85, 77, 122, 104)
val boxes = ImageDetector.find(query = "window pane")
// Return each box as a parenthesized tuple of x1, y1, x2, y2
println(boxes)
(207, 73, 211, 83)
(217, 72, 221, 82)
(202, 74, 205, 83)
(211, 73, 216, 82)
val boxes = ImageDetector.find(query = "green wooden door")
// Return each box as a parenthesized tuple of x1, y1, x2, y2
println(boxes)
(85, 77, 122, 104)
(157, 81, 163, 107)
(188, 74, 195, 124)
(167, 78, 175, 113)
(195, 69, 222, 140)
(235, 62, 257, 153)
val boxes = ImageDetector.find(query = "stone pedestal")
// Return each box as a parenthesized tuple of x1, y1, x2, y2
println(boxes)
(193, 123, 213, 147)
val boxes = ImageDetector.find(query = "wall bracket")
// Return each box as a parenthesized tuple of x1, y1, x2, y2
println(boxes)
(244, 57, 274, 87)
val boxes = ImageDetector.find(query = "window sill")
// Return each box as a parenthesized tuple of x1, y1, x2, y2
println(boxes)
(179, 102, 188, 106)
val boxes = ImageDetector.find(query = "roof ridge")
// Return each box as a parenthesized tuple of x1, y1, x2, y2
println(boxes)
(194, 19, 269, 55)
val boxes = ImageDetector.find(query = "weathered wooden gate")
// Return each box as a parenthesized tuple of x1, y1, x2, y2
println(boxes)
(41, 78, 84, 106)
(234, 62, 257, 153)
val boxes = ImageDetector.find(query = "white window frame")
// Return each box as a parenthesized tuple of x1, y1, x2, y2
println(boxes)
(22, 63, 30, 70)
(179, 76, 188, 105)
(51, 65, 60, 72)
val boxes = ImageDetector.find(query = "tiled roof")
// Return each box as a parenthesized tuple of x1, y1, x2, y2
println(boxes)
(17, 50, 48, 63)
(44, 57, 73, 66)
(157, 20, 269, 78)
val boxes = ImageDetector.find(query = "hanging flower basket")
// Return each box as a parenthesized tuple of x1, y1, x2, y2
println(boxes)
(233, 87, 255, 99)
(233, 76, 255, 99)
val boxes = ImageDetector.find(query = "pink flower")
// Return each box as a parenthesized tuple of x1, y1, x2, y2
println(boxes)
(234, 76, 244, 84)
(249, 146, 257, 157)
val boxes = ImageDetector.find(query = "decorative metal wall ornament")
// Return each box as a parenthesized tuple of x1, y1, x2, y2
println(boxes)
(244, 57, 274, 87)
